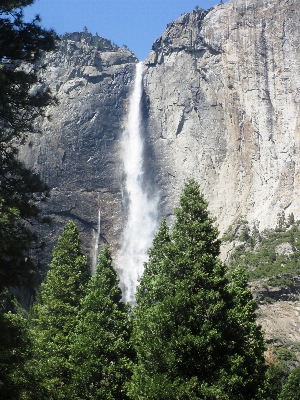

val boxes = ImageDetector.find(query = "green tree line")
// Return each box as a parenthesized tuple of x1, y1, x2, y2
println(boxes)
(3, 181, 300, 399)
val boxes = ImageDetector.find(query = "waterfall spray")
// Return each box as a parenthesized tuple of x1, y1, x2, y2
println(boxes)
(92, 208, 101, 273)
(118, 62, 158, 304)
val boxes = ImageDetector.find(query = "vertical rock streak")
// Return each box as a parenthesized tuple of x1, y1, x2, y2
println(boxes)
(118, 62, 158, 304)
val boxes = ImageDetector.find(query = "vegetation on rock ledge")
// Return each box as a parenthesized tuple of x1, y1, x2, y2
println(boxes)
(223, 213, 300, 281)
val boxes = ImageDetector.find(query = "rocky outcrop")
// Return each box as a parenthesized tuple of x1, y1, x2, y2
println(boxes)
(257, 300, 300, 344)
(275, 242, 296, 256)
(251, 276, 300, 303)
(144, 0, 300, 233)
(20, 32, 138, 267)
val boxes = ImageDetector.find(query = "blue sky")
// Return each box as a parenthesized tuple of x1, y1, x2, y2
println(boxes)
(24, 0, 227, 61)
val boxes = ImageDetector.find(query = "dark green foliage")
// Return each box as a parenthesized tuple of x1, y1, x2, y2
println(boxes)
(0, 290, 43, 400)
(70, 245, 133, 399)
(277, 348, 298, 363)
(276, 211, 286, 232)
(0, 2, 57, 397)
(0, 168, 49, 292)
(288, 213, 295, 226)
(129, 179, 266, 399)
(263, 350, 287, 400)
(267, 277, 297, 289)
(264, 365, 285, 400)
(31, 221, 90, 399)
(0, 306, 31, 399)
(259, 340, 300, 399)
(0, 0, 58, 293)
(279, 365, 300, 400)
(194, 5, 208, 14)
(0, 0, 57, 139)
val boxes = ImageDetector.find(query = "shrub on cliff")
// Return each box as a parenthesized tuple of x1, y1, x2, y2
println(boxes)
(128, 179, 266, 399)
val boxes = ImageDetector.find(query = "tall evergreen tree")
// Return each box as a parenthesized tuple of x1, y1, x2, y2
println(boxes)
(262, 346, 287, 400)
(0, 0, 58, 293)
(0, 2, 57, 397)
(279, 366, 300, 400)
(0, 301, 32, 400)
(31, 221, 90, 399)
(70, 245, 133, 400)
(129, 179, 266, 400)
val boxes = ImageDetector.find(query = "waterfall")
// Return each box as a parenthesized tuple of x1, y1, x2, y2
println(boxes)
(118, 62, 159, 304)
(92, 208, 101, 273)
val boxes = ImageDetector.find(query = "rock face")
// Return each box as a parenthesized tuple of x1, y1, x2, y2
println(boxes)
(18, 1, 300, 345)
(257, 300, 300, 343)
(20, 0, 300, 264)
(275, 242, 296, 256)
(17, 0, 300, 354)
(144, 0, 300, 233)
(20, 32, 138, 267)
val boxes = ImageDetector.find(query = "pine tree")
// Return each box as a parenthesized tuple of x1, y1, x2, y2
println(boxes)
(31, 221, 90, 399)
(129, 179, 266, 399)
(70, 245, 133, 400)
(0, 2, 57, 397)
(0, 304, 32, 400)
(0, 0, 58, 294)
(262, 346, 286, 400)
(279, 366, 300, 400)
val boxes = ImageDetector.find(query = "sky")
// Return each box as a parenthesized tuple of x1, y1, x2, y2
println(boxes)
(24, 0, 228, 61)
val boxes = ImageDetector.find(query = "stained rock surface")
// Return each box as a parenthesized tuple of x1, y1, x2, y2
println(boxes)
(20, 0, 300, 267)
(144, 0, 300, 233)
(20, 32, 138, 267)
(257, 300, 300, 344)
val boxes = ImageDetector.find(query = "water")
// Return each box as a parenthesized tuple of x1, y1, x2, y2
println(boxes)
(92, 208, 101, 273)
(117, 62, 159, 304)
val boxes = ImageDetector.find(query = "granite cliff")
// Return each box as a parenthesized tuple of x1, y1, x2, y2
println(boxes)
(144, 0, 300, 233)
(20, 0, 300, 267)
(17, 0, 300, 360)
(20, 32, 138, 268)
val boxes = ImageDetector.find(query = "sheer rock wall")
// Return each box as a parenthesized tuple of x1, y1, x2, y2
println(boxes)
(144, 0, 300, 233)
(20, 0, 300, 267)
(20, 32, 138, 266)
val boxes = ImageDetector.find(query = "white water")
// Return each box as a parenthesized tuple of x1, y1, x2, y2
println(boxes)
(118, 62, 159, 304)
(92, 208, 101, 273)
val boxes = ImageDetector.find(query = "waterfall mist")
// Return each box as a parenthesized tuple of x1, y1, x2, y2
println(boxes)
(118, 62, 159, 304)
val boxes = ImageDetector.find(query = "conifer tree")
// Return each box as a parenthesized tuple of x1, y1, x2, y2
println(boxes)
(0, 306, 31, 399)
(31, 221, 90, 399)
(262, 346, 286, 400)
(129, 179, 266, 400)
(0, 2, 57, 396)
(0, 0, 58, 293)
(70, 245, 133, 400)
(279, 366, 300, 400)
